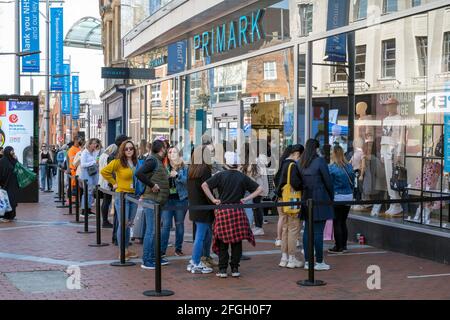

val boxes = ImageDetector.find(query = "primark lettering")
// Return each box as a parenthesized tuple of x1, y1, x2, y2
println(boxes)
(193, 9, 265, 58)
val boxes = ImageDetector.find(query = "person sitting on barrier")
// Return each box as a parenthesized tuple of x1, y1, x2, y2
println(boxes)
(328, 145, 355, 254)
(201, 151, 263, 278)
(276, 144, 304, 269)
(161, 146, 188, 257)
(101, 140, 139, 261)
(186, 145, 215, 274)
(298, 139, 334, 271)
(135, 139, 170, 270)
(80, 138, 101, 216)
(98, 144, 118, 228)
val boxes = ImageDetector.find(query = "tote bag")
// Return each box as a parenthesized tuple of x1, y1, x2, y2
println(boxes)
(0, 188, 12, 217)
(281, 163, 301, 216)
(14, 162, 37, 189)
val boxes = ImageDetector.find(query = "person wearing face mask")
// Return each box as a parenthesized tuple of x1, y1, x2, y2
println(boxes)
(0, 146, 20, 221)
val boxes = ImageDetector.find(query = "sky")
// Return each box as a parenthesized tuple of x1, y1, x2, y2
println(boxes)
(0, 0, 104, 104)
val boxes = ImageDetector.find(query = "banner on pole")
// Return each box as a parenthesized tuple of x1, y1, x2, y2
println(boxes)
(167, 40, 187, 75)
(62, 64, 70, 115)
(72, 75, 79, 120)
(21, 0, 40, 72)
(324, 0, 349, 63)
(50, 8, 64, 90)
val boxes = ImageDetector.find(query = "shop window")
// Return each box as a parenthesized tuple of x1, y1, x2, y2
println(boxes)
(354, 0, 368, 20)
(264, 61, 277, 80)
(382, 39, 396, 78)
(415, 36, 428, 77)
(355, 45, 366, 80)
(383, 0, 398, 14)
(332, 63, 348, 82)
(443, 32, 450, 73)
(411, 0, 421, 7)
(264, 93, 281, 102)
(298, 3, 313, 37)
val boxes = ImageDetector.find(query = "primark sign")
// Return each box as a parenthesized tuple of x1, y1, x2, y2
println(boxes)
(193, 9, 265, 59)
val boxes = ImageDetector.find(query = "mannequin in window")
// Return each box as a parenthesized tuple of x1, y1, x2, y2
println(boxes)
(377, 97, 405, 217)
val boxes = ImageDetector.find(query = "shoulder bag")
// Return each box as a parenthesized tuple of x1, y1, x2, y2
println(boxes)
(281, 163, 302, 216)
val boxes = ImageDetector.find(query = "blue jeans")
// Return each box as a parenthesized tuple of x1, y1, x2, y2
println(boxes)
(39, 164, 52, 190)
(203, 224, 212, 258)
(303, 220, 326, 264)
(142, 200, 156, 265)
(161, 198, 187, 253)
(114, 196, 138, 250)
(80, 172, 98, 210)
(192, 222, 212, 265)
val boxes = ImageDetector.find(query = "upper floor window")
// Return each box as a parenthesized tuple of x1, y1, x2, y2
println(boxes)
(264, 93, 281, 102)
(354, 0, 368, 20)
(332, 63, 348, 82)
(298, 54, 306, 86)
(151, 83, 162, 107)
(264, 61, 277, 80)
(416, 36, 428, 77)
(298, 3, 313, 37)
(355, 45, 367, 80)
(383, 0, 398, 14)
(411, 0, 421, 7)
(382, 39, 396, 78)
(443, 32, 450, 73)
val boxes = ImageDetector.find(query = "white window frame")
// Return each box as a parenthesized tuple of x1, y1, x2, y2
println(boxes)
(382, 39, 396, 78)
(264, 61, 277, 80)
(298, 3, 313, 37)
(264, 93, 281, 102)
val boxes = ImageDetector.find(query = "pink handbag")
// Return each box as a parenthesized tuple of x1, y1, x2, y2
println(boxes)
(323, 219, 334, 241)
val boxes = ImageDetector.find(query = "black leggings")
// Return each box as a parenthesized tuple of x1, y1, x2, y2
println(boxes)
(253, 196, 264, 228)
(333, 205, 350, 250)
(101, 192, 112, 224)
(4, 208, 16, 220)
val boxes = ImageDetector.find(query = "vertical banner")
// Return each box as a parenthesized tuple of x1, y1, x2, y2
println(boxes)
(61, 64, 70, 115)
(21, 0, 40, 72)
(167, 40, 187, 75)
(71, 75, 80, 120)
(50, 7, 64, 90)
(324, 0, 349, 63)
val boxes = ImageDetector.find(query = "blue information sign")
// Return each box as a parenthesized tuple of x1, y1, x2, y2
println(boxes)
(72, 75, 79, 120)
(21, 0, 40, 72)
(61, 64, 70, 115)
(50, 8, 64, 90)
(167, 40, 186, 75)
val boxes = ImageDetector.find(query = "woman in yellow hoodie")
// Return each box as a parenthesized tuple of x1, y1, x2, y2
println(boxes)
(101, 140, 138, 260)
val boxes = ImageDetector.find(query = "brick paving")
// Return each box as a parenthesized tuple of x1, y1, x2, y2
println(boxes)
(0, 191, 449, 300)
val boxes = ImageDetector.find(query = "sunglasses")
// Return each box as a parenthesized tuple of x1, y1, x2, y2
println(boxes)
(124, 147, 134, 152)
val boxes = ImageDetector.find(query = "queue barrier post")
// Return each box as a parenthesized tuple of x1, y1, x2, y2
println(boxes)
(143, 202, 174, 297)
(297, 199, 326, 287)
(54, 166, 62, 200)
(56, 170, 70, 209)
(71, 176, 83, 223)
(89, 186, 109, 247)
(78, 179, 95, 234)
(111, 192, 135, 267)
(63, 174, 73, 216)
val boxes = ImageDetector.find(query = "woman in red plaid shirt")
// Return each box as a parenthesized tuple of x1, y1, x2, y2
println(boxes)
(202, 152, 263, 278)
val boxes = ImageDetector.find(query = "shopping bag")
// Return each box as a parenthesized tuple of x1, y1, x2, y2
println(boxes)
(131, 207, 146, 239)
(14, 162, 37, 189)
(0, 188, 12, 216)
(323, 219, 334, 241)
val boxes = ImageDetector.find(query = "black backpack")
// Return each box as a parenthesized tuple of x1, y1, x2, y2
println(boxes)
(390, 163, 408, 192)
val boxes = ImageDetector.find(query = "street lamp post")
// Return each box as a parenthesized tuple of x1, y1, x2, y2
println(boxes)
(14, 0, 19, 94)
(45, 0, 50, 146)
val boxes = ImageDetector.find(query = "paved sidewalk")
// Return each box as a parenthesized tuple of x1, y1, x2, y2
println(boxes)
(0, 191, 449, 300)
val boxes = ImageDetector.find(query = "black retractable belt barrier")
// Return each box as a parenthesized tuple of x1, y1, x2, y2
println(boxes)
(143, 202, 174, 297)
(111, 192, 135, 267)
(89, 186, 109, 247)
(297, 199, 326, 287)
(78, 179, 95, 234)
(54, 167, 63, 202)
(56, 171, 70, 209)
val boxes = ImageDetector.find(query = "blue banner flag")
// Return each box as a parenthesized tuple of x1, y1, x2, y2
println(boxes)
(61, 64, 70, 115)
(72, 75, 80, 120)
(50, 8, 64, 90)
(167, 40, 187, 75)
(21, 0, 40, 72)
(324, 0, 349, 63)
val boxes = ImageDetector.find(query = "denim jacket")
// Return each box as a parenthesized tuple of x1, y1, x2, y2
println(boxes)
(174, 166, 188, 200)
(328, 163, 355, 196)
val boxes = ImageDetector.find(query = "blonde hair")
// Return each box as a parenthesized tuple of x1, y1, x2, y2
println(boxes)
(331, 145, 348, 167)
(104, 144, 118, 156)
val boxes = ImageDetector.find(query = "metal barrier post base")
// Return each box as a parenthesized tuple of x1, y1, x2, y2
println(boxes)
(70, 220, 84, 224)
(43, 190, 54, 193)
(110, 261, 136, 267)
(77, 230, 95, 234)
(143, 290, 174, 297)
(89, 243, 109, 247)
(57, 205, 70, 209)
(297, 279, 326, 287)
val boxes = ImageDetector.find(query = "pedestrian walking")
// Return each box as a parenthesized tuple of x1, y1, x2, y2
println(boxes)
(80, 138, 101, 216)
(39, 143, 54, 191)
(328, 145, 355, 254)
(298, 139, 334, 271)
(160, 146, 188, 257)
(0, 147, 20, 222)
(202, 152, 263, 278)
(136, 139, 170, 270)
(98, 144, 118, 228)
(186, 145, 215, 274)
(275, 144, 304, 269)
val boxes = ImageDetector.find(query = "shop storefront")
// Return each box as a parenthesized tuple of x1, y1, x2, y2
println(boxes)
(121, 0, 450, 262)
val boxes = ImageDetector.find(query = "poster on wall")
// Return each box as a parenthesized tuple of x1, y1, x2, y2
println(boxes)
(251, 101, 282, 128)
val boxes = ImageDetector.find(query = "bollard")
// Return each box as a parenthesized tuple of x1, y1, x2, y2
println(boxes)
(54, 167, 63, 202)
(89, 186, 109, 247)
(63, 175, 73, 216)
(111, 192, 135, 267)
(56, 170, 70, 209)
(71, 176, 82, 223)
(78, 180, 95, 234)
(143, 203, 174, 297)
(297, 199, 326, 287)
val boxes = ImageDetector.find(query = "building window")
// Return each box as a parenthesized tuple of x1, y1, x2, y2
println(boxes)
(411, 0, 421, 7)
(151, 83, 162, 107)
(264, 61, 277, 80)
(264, 93, 281, 102)
(354, 0, 368, 20)
(355, 45, 367, 80)
(299, 54, 306, 86)
(416, 37, 427, 77)
(383, 0, 398, 14)
(298, 3, 313, 36)
(332, 63, 348, 82)
(382, 39, 396, 78)
(443, 32, 450, 73)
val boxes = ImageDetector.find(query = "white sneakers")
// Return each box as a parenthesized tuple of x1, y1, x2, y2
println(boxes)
(275, 239, 282, 247)
(186, 259, 194, 272)
(286, 256, 304, 269)
(371, 204, 382, 217)
(190, 261, 213, 274)
(385, 204, 403, 216)
(304, 261, 331, 271)
(252, 227, 265, 236)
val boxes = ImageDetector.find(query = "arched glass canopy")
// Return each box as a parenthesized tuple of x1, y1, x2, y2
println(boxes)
(64, 17, 102, 50)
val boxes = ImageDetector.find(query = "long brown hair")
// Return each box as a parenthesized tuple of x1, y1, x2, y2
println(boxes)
(331, 145, 348, 167)
(188, 145, 212, 179)
(117, 140, 137, 168)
